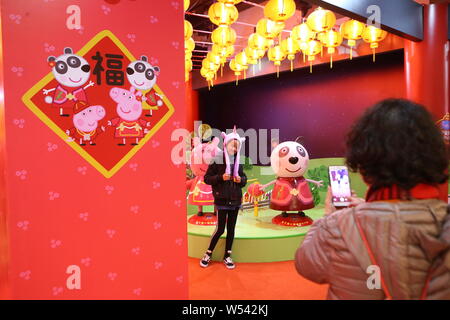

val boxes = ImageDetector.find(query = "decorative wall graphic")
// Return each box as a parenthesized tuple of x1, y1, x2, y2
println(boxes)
(22, 30, 175, 178)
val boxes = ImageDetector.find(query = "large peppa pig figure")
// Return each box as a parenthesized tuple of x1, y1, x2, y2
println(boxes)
(66, 101, 105, 146)
(108, 86, 151, 146)
(187, 137, 220, 216)
(258, 139, 323, 225)
(43, 47, 95, 117)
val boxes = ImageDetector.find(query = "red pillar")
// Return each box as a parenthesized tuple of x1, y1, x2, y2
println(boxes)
(404, 3, 449, 202)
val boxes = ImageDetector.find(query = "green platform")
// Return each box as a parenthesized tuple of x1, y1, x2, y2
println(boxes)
(187, 158, 367, 263)
(187, 206, 325, 263)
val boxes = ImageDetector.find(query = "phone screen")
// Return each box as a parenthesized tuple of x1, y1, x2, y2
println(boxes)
(328, 166, 352, 207)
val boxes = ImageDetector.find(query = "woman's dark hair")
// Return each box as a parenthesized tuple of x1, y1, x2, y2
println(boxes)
(346, 98, 448, 190)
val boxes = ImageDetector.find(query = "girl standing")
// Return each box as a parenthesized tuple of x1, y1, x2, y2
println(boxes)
(201, 127, 247, 269)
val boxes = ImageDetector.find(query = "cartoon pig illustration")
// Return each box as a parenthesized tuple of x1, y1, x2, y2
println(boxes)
(66, 101, 106, 146)
(43, 47, 95, 117)
(186, 137, 220, 216)
(126, 55, 164, 117)
(107, 86, 151, 146)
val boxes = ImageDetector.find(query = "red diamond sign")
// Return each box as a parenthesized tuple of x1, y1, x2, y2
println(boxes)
(22, 30, 175, 178)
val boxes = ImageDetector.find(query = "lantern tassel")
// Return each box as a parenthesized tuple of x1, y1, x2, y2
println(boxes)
(277, 66, 279, 78)
(330, 54, 333, 69)
(290, 60, 293, 72)
(253, 64, 255, 76)
(350, 47, 353, 60)
(373, 48, 376, 62)
(310, 61, 312, 74)
(236, 75, 239, 86)
(221, 65, 223, 77)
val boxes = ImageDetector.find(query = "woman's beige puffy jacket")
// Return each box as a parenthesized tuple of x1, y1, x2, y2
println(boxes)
(295, 200, 450, 300)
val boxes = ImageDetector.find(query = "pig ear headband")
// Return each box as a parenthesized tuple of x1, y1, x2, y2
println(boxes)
(222, 126, 244, 177)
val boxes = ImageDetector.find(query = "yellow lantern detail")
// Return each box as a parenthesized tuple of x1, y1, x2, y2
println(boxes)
(303, 40, 322, 73)
(208, 2, 238, 26)
(185, 37, 195, 52)
(217, 0, 243, 4)
(206, 52, 222, 66)
(201, 67, 215, 90)
(184, 0, 190, 11)
(248, 33, 271, 51)
(362, 25, 388, 62)
(185, 50, 192, 60)
(340, 19, 365, 60)
(281, 38, 300, 71)
(211, 26, 237, 47)
(291, 23, 315, 63)
(306, 7, 336, 33)
(229, 59, 245, 85)
(184, 20, 193, 41)
(322, 29, 343, 68)
(185, 59, 193, 72)
(268, 45, 286, 77)
(256, 18, 285, 40)
(264, 0, 296, 23)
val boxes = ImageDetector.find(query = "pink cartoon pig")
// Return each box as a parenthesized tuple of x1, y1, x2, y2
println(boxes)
(66, 101, 105, 146)
(187, 137, 220, 216)
(107, 86, 151, 146)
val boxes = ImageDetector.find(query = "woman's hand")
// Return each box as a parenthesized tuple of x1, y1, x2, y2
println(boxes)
(223, 173, 231, 181)
(233, 176, 241, 183)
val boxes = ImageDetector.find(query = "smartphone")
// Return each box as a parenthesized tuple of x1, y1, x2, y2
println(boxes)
(328, 166, 352, 207)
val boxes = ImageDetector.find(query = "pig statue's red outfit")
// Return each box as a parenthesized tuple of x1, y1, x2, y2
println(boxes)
(269, 177, 314, 212)
(186, 176, 214, 205)
(109, 118, 147, 139)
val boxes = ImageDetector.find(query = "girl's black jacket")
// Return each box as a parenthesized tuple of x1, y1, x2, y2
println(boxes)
(204, 153, 248, 207)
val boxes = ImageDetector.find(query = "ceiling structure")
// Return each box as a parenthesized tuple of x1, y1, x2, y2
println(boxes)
(186, 0, 350, 69)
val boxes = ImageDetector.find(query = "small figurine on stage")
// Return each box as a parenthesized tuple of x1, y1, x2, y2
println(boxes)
(256, 138, 323, 227)
(186, 136, 220, 217)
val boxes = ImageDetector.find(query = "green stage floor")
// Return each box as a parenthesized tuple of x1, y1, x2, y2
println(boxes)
(187, 206, 325, 263)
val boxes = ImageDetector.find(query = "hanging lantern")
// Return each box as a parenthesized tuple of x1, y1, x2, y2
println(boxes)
(291, 22, 315, 62)
(256, 18, 285, 40)
(185, 50, 192, 60)
(217, 0, 243, 4)
(268, 45, 286, 77)
(206, 52, 222, 67)
(236, 51, 252, 79)
(202, 58, 219, 74)
(229, 59, 245, 85)
(306, 7, 336, 33)
(212, 44, 234, 58)
(200, 67, 215, 90)
(211, 26, 237, 47)
(184, 0, 190, 11)
(264, 0, 296, 23)
(185, 59, 193, 72)
(340, 19, 365, 60)
(244, 47, 262, 75)
(303, 40, 322, 73)
(208, 2, 238, 26)
(185, 37, 195, 52)
(248, 33, 271, 51)
(362, 25, 388, 62)
(185, 71, 190, 82)
(281, 38, 300, 72)
(184, 20, 193, 41)
(322, 29, 343, 68)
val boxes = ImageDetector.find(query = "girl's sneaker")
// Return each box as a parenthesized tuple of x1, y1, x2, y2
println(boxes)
(200, 252, 211, 268)
(223, 256, 235, 269)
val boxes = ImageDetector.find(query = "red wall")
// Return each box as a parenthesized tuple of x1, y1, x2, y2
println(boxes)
(1, 0, 188, 299)
(199, 50, 406, 161)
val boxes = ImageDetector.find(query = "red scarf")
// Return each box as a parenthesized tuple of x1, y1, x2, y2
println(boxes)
(365, 184, 441, 202)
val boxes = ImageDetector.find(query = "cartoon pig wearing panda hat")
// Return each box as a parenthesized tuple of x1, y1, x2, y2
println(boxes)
(43, 47, 95, 117)
(258, 138, 323, 222)
(126, 56, 164, 117)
